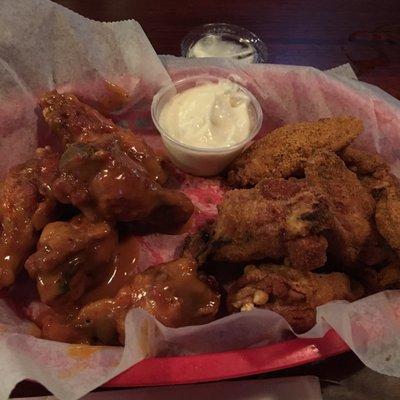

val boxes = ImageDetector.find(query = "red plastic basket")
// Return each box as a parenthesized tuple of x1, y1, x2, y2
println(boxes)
(106, 329, 348, 387)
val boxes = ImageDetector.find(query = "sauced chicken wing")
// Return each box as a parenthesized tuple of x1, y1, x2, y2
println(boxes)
(40, 91, 166, 184)
(25, 215, 117, 305)
(227, 264, 359, 333)
(227, 117, 362, 187)
(37, 258, 220, 344)
(0, 147, 59, 289)
(41, 91, 193, 232)
(53, 137, 193, 231)
(305, 151, 375, 267)
(210, 178, 330, 270)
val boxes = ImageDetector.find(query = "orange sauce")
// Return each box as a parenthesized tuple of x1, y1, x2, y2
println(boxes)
(82, 235, 140, 304)
(95, 80, 131, 114)
(67, 344, 100, 359)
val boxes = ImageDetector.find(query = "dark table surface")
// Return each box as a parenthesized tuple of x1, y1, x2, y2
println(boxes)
(54, 0, 400, 99)
(11, 0, 400, 398)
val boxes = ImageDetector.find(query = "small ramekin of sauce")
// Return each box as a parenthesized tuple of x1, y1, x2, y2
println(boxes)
(181, 23, 268, 63)
(151, 75, 263, 176)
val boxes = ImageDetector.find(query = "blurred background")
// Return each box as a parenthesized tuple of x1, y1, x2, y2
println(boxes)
(55, 0, 400, 98)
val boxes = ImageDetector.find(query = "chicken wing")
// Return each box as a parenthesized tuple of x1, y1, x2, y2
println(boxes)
(0, 147, 59, 288)
(53, 137, 193, 231)
(210, 178, 330, 270)
(40, 90, 166, 184)
(25, 215, 117, 305)
(37, 257, 220, 344)
(375, 175, 400, 256)
(305, 151, 375, 267)
(227, 117, 362, 187)
(339, 146, 388, 176)
(41, 91, 193, 231)
(227, 264, 359, 333)
(343, 158, 400, 265)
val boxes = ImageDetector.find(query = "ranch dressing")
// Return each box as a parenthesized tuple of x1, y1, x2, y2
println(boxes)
(158, 81, 252, 149)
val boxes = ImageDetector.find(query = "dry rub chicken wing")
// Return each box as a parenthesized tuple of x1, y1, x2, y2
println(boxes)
(25, 215, 117, 305)
(305, 151, 375, 267)
(0, 147, 59, 289)
(227, 117, 362, 187)
(227, 264, 360, 333)
(210, 178, 330, 270)
(38, 257, 220, 344)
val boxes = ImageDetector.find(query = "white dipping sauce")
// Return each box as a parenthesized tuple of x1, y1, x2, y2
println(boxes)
(188, 34, 255, 62)
(158, 81, 252, 149)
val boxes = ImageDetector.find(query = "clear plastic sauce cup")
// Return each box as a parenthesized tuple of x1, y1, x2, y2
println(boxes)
(151, 75, 263, 177)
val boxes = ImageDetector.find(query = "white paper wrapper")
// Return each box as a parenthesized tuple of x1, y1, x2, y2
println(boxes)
(0, 0, 171, 177)
(1, 2, 400, 399)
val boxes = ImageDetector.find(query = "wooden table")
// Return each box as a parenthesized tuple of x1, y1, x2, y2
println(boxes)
(11, 0, 400, 398)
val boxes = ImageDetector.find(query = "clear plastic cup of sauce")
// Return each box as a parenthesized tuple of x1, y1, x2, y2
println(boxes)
(181, 23, 268, 63)
(151, 75, 263, 177)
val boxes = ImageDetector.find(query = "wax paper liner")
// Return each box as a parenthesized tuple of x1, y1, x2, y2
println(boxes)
(1, 1, 400, 399)
(0, 0, 171, 177)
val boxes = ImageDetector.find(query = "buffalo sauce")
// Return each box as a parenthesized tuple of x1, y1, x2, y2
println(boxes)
(81, 235, 140, 304)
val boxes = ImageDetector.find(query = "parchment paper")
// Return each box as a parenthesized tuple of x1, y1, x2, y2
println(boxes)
(1, 1, 400, 399)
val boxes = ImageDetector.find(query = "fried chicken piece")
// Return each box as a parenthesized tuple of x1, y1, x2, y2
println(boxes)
(339, 146, 388, 176)
(37, 258, 220, 344)
(358, 227, 394, 268)
(53, 137, 193, 232)
(305, 151, 375, 267)
(357, 254, 400, 294)
(227, 117, 362, 187)
(333, 147, 400, 269)
(342, 157, 396, 267)
(375, 176, 400, 257)
(0, 147, 59, 289)
(25, 215, 117, 305)
(40, 91, 166, 184)
(227, 264, 359, 333)
(210, 178, 330, 270)
(377, 260, 400, 289)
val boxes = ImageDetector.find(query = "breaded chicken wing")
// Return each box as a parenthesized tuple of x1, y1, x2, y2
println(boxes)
(375, 176, 400, 256)
(0, 147, 59, 288)
(227, 264, 359, 333)
(209, 178, 330, 270)
(305, 151, 375, 267)
(340, 147, 400, 264)
(227, 117, 362, 187)
(339, 146, 388, 176)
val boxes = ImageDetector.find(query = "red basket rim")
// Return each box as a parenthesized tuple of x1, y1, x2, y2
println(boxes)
(105, 329, 349, 387)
